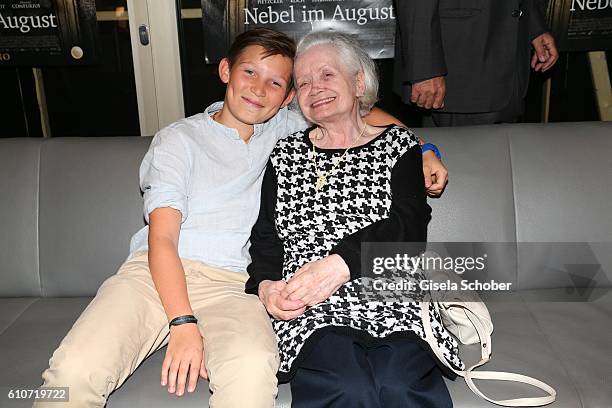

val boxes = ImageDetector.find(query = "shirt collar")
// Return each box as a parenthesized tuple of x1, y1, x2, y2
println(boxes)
(203, 101, 267, 141)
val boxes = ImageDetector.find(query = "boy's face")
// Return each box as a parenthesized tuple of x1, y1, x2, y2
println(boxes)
(218, 45, 295, 127)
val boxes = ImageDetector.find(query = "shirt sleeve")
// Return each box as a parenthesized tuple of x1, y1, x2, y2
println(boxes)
(245, 160, 285, 295)
(281, 108, 310, 138)
(140, 129, 192, 224)
(330, 144, 432, 280)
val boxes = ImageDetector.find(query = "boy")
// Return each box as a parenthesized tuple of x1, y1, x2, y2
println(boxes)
(36, 28, 447, 407)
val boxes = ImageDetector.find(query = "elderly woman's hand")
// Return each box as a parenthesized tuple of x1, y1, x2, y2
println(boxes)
(259, 280, 306, 320)
(422, 151, 448, 196)
(283, 255, 350, 306)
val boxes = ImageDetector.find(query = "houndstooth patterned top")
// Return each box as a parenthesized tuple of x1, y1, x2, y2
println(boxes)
(246, 125, 464, 381)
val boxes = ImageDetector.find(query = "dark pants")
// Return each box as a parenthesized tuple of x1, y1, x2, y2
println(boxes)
(290, 332, 453, 408)
(432, 88, 524, 127)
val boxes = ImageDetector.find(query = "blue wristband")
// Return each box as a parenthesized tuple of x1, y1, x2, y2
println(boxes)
(421, 143, 442, 160)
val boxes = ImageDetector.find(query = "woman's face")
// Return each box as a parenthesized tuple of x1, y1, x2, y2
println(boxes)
(294, 44, 363, 125)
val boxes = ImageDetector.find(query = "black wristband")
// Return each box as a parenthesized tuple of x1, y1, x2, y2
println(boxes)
(169, 314, 198, 329)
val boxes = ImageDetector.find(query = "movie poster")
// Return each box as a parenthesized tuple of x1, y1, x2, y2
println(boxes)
(0, 0, 99, 66)
(201, 0, 396, 64)
(547, 0, 612, 51)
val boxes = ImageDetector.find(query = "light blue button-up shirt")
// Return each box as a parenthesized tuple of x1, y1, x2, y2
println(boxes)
(129, 102, 308, 272)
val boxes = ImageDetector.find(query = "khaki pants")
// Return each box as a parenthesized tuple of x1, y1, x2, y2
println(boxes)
(34, 252, 279, 408)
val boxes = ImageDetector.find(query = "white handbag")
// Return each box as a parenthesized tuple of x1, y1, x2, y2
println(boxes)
(419, 252, 557, 407)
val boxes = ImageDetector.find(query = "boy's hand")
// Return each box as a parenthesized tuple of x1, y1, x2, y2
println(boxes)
(161, 324, 208, 396)
(422, 150, 448, 196)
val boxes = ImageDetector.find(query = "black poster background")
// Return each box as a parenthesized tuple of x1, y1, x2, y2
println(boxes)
(201, 0, 396, 64)
(547, 0, 612, 51)
(0, 0, 99, 66)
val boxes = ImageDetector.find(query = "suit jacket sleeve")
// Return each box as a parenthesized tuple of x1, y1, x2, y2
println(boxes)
(395, 0, 447, 84)
(526, 0, 548, 41)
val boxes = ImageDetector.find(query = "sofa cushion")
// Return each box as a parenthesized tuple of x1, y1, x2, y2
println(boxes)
(418, 125, 519, 286)
(510, 122, 612, 289)
(445, 292, 581, 407)
(0, 293, 589, 408)
(521, 288, 612, 408)
(0, 297, 92, 405)
(0, 139, 42, 297)
(418, 125, 518, 243)
(38, 138, 150, 296)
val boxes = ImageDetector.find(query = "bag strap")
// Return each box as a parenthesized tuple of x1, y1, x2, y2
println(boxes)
(421, 301, 557, 407)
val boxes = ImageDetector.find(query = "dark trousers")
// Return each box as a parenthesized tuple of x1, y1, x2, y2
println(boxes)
(432, 87, 525, 127)
(290, 332, 453, 408)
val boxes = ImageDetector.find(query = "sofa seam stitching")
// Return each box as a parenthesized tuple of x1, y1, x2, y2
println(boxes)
(36, 140, 43, 297)
(506, 130, 520, 290)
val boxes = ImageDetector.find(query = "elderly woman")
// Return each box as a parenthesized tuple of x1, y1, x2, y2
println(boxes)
(246, 31, 463, 407)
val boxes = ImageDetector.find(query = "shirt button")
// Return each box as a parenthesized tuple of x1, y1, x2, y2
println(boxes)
(512, 9, 523, 18)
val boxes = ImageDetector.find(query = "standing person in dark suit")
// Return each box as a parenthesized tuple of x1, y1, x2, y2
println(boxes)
(393, 0, 559, 126)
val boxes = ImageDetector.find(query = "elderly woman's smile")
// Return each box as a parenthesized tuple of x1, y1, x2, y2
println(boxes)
(311, 96, 336, 109)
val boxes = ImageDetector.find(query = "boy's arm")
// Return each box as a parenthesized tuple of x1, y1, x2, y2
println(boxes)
(139, 131, 206, 397)
(364, 107, 448, 196)
(364, 107, 406, 128)
(148, 208, 193, 322)
(148, 208, 208, 396)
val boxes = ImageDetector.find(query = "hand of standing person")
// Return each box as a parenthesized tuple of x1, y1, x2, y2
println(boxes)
(411, 76, 446, 109)
(531, 32, 559, 72)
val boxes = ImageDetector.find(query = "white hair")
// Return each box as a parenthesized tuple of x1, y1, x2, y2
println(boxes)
(296, 31, 379, 116)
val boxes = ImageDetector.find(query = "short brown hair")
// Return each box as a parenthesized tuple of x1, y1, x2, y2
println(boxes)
(227, 28, 296, 67)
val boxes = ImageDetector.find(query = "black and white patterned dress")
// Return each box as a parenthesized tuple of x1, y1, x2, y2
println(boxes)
(246, 125, 464, 381)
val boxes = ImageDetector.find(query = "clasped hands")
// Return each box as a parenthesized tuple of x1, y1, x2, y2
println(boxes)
(258, 255, 351, 320)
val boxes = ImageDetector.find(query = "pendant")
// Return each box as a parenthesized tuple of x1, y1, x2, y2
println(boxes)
(315, 175, 327, 191)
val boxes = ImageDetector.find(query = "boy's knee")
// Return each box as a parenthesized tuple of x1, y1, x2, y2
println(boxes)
(242, 345, 279, 372)
(39, 354, 118, 408)
(212, 346, 278, 385)
(207, 342, 279, 407)
(207, 348, 278, 408)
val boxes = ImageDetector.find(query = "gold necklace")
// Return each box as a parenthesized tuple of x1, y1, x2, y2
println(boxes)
(311, 124, 367, 192)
